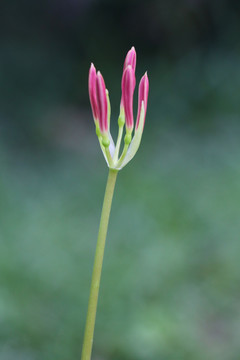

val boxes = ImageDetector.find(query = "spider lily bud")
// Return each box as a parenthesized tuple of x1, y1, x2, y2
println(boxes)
(136, 72, 149, 130)
(88, 47, 149, 170)
(88, 63, 98, 123)
(88, 66, 109, 139)
(122, 65, 135, 132)
(96, 71, 108, 135)
(123, 46, 136, 72)
(121, 47, 136, 108)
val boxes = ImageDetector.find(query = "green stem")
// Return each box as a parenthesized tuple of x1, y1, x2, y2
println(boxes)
(116, 143, 129, 168)
(81, 169, 118, 360)
(113, 125, 124, 163)
(105, 147, 114, 168)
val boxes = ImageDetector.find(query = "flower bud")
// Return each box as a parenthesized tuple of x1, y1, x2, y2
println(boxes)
(122, 65, 135, 132)
(96, 71, 108, 134)
(88, 63, 99, 122)
(123, 46, 136, 73)
(136, 72, 149, 130)
(121, 47, 136, 107)
(88, 47, 149, 170)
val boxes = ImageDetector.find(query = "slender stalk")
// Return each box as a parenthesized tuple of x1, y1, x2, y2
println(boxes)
(116, 143, 129, 168)
(105, 147, 114, 168)
(81, 169, 118, 360)
(113, 108, 125, 163)
(113, 124, 124, 163)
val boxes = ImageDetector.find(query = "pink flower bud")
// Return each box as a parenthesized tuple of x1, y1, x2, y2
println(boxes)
(96, 71, 108, 133)
(123, 46, 136, 72)
(121, 47, 136, 107)
(88, 63, 98, 121)
(122, 65, 135, 131)
(136, 72, 149, 130)
(88, 47, 149, 169)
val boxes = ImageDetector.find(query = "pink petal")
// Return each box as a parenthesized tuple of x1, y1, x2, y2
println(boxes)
(96, 71, 108, 133)
(123, 46, 136, 72)
(122, 65, 135, 131)
(136, 72, 149, 130)
(121, 47, 136, 107)
(88, 63, 98, 121)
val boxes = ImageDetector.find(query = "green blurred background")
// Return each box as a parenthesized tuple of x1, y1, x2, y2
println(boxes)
(1, 0, 240, 359)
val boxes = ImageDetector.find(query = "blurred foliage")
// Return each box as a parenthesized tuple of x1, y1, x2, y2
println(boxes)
(0, 0, 240, 145)
(1, 0, 240, 359)
(1, 126, 240, 359)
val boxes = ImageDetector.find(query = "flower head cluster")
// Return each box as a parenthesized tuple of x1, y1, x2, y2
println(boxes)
(88, 47, 149, 170)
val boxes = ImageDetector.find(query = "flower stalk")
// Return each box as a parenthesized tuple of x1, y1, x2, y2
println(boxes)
(81, 169, 118, 360)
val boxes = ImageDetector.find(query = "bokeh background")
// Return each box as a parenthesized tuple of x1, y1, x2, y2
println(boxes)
(1, 0, 240, 359)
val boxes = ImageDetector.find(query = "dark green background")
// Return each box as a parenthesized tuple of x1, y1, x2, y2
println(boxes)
(1, 1, 240, 359)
